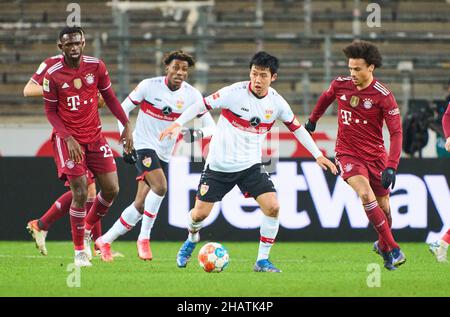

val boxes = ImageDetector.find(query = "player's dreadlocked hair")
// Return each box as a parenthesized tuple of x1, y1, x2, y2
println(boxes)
(249, 51, 279, 75)
(59, 26, 84, 41)
(343, 40, 383, 68)
(163, 51, 195, 67)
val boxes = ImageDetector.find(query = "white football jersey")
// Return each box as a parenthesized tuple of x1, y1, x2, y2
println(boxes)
(127, 77, 205, 162)
(204, 81, 296, 172)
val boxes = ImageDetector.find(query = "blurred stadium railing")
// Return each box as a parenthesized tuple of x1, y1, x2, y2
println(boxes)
(1, 0, 450, 117)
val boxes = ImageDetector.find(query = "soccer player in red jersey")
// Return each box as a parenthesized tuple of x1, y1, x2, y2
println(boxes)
(42, 27, 133, 266)
(23, 27, 103, 257)
(429, 104, 450, 263)
(305, 41, 406, 270)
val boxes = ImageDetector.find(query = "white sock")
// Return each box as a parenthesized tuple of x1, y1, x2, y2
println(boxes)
(138, 191, 164, 241)
(257, 215, 279, 261)
(440, 240, 449, 249)
(188, 210, 203, 243)
(102, 203, 143, 244)
(75, 249, 85, 256)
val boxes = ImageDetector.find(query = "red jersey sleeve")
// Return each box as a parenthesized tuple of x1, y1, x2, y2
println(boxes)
(30, 61, 50, 85)
(43, 74, 71, 138)
(96, 60, 128, 126)
(443, 104, 450, 138)
(310, 80, 337, 123)
(382, 94, 402, 170)
(97, 60, 112, 91)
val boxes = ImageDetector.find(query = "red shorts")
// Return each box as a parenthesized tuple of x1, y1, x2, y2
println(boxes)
(63, 170, 95, 187)
(335, 154, 389, 197)
(53, 134, 117, 182)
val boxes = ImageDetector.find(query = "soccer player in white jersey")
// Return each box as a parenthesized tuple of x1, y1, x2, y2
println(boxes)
(95, 51, 216, 262)
(160, 51, 338, 272)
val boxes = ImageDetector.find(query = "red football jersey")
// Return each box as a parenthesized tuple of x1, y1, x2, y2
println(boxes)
(310, 76, 402, 169)
(443, 103, 450, 138)
(31, 55, 62, 85)
(43, 55, 111, 144)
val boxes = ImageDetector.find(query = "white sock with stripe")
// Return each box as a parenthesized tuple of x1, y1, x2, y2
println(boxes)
(102, 203, 142, 244)
(138, 190, 165, 241)
(187, 209, 203, 243)
(257, 215, 279, 261)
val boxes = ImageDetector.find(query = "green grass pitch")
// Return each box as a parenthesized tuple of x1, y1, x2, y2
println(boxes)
(0, 241, 449, 297)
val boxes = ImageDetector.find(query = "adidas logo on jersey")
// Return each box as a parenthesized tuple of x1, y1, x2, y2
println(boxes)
(340, 95, 347, 101)
(62, 83, 69, 89)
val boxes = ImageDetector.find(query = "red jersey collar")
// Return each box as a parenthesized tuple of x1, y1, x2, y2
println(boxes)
(61, 54, 84, 69)
(353, 77, 376, 92)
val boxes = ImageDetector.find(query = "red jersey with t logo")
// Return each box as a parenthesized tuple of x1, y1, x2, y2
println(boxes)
(43, 55, 111, 144)
(310, 76, 402, 169)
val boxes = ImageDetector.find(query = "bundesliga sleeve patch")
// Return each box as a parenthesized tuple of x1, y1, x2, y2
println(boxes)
(43, 78, 50, 92)
(36, 62, 47, 75)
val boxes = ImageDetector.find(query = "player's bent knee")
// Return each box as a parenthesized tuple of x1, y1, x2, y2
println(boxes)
(72, 187, 88, 203)
(152, 184, 167, 197)
(265, 204, 280, 217)
(103, 184, 120, 199)
(359, 192, 373, 203)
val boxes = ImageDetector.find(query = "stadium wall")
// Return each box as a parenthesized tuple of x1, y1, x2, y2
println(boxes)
(0, 157, 448, 243)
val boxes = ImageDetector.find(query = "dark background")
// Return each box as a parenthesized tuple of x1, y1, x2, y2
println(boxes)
(0, 157, 448, 242)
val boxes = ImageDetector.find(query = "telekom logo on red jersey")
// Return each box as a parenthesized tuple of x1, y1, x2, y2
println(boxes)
(67, 95, 81, 111)
(341, 109, 352, 125)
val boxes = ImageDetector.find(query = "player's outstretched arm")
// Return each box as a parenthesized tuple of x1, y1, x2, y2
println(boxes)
(160, 101, 207, 141)
(119, 121, 134, 154)
(100, 88, 134, 153)
(307, 80, 337, 127)
(117, 96, 137, 135)
(23, 80, 43, 97)
(292, 124, 337, 175)
(181, 111, 217, 143)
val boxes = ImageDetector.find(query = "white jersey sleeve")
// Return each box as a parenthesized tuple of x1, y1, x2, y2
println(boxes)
(275, 94, 322, 158)
(128, 80, 147, 104)
(203, 85, 234, 110)
(276, 95, 297, 127)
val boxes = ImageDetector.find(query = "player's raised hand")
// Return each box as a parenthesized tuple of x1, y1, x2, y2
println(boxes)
(304, 119, 316, 135)
(120, 122, 134, 154)
(381, 168, 396, 189)
(159, 122, 182, 141)
(316, 156, 338, 175)
(65, 136, 83, 163)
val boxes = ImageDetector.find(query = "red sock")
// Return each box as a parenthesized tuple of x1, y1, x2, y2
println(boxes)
(38, 191, 72, 230)
(85, 193, 113, 231)
(364, 201, 399, 252)
(85, 198, 101, 241)
(378, 210, 392, 252)
(443, 228, 450, 244)
(69, 205, 86, 251)
(91, 221, 102, 241)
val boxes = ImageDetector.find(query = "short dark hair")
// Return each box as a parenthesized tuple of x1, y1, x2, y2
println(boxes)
(343, 40, 382, 68)
(59, 26, 83, 41)
(163, 50, 195, 67)
(249, 51, 279, 75)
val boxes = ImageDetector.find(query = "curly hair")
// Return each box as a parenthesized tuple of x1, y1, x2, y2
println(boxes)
(343, 40, 382, 68)
(163, 50, 195, 67)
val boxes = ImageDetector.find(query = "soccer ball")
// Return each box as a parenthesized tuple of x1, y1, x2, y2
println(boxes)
(197, 242, 229, 273)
